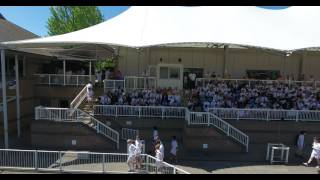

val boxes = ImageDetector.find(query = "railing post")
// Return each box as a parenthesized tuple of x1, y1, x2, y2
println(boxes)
(115, 106, 118, 117)
(49, 75, 51, 85)
(296, 111, 299, 122)
(139, 107, 141, 118)
(59, 151, 62, 173)
(77, 76, 79, 86)
(162, 108, 164, 119)
(227, 124, 230, 136)
(237, 110, 240, 121)
(34, 150, 38, 171)
(117, 134, 119, 150)
(102, 154, 105, 174)
(97, 122, 100, 133)
(173, 168, 177, 174)
(207, 114, 210, 126)
(266, 110, 270, 122)
(146, 156, 150, 172)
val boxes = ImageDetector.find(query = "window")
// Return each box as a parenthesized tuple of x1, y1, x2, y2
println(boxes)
(160, 66, 180, 79)
(169, 67, 180, 79)
(160, 67, 169, 79)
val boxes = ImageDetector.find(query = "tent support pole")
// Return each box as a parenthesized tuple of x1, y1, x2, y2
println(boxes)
(1, 49, 9, 148)
(15, 55, 21, 138)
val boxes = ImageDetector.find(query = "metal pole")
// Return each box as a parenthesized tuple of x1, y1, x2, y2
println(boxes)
(15, 55, 21, 138)
(63, 60, 66, 85)
(1, 49, 9, 149)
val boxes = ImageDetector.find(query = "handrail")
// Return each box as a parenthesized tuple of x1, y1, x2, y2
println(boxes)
(209, 107, 320, 122)
(76, 109, 119, 149)
(196, 77, 319, 88)
(34, 74, 95, 86)
(93, 105, 249, 152)
(70, 85, 87, 110)
(103, 76, 157, 92)
(0, 148, 190, 174)
(35, 106, 120, 150)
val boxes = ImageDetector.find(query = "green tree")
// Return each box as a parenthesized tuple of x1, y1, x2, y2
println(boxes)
(47, 6, 104, 35)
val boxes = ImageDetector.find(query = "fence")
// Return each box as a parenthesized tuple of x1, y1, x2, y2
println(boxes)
(188, 111, 249, 152)
(125, 76, 157, 90)
(104, 79, 125, 91)
(103, 76, 157, 92)
(35, 106, 120, 149)
(0, 149, 190, 174)
(94, 105, 186, 119)
(34, 74, 94, 86)
(196, 78, 320, 88)
(209, 108, 320, 122)
(93, 105, 249, 152)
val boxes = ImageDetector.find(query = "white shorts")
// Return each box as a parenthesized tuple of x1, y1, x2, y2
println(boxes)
(311, 150, 320, 159)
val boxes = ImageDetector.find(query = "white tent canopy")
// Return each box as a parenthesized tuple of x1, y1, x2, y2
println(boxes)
(2, 6, 320, 52)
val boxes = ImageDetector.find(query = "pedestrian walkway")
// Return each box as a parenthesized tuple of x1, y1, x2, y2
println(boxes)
(175, 161, 319, 174)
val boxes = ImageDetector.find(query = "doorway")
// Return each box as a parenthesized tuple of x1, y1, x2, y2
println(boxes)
(183, 68, 203, 89)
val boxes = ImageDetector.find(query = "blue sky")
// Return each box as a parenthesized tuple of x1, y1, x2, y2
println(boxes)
(0, 6, 287, 37)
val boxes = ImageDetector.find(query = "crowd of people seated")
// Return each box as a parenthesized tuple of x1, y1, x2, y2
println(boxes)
(186, 80, 320, 112)
(98, 88, 182, 107)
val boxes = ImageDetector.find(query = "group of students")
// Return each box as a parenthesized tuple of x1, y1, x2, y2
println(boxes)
(186, 80, 320, 112)
(295, 131, 320, 168)
(99, 88, 182, 107)
(126, 127, 178, 173)
(127, 135, 144, 172)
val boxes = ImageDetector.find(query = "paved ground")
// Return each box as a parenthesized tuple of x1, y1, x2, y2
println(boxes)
(175, 161, 320, 174)
(1, 161, 319, 174)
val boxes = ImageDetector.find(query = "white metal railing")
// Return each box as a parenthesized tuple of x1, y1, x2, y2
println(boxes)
(103, 76, 157, 92)
(188, 111, 249, 152)
(70, 85, 88, 110)
(196, 78, 319, 88)
(34, 74, 95, 86)
(93, 105, 249, 152)
(121, 128, 139, 141)
(104, 79, 125, 91)
(125, 76, 157, 90)
(209, 108, 320, 122)
(35, 106, 120, 149)
(94, 105, 186, 119)
(0, 149, 190, 174)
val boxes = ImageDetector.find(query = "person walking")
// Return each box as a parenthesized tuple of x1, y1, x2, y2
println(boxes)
(295, 131, 307, 158)
(303, 137, 320, 169)
(127, 139, 136, 172)
(170, 136, 178, 164)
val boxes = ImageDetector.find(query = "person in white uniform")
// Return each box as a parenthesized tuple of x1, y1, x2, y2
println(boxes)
(155, 144, 164, 174)
(170, 136, 178, 164)
(127, 139, 136, 172)
(134, 135, 143, 170)
(86, 81, 94, 104)
(303, 137, 320, 169)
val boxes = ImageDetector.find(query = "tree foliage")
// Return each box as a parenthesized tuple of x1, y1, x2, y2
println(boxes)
(47, 6, 104, 36)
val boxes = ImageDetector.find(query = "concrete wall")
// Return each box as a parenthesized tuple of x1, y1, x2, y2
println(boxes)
(227, 120, 320, 146)
(31, 121, 116, 151)
(117, 47, 320, 80)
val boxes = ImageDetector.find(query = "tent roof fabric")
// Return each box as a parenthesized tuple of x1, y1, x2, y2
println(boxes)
(2, 6, 320, 52)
